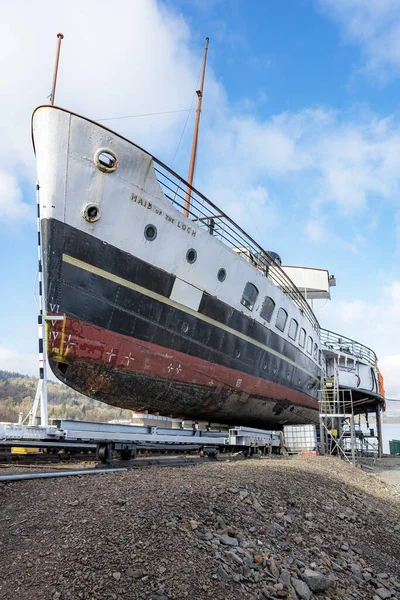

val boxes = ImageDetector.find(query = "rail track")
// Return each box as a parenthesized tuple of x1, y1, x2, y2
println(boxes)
(0, 420, 284, 483)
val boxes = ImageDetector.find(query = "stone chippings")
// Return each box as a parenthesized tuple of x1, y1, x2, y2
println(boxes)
(0, 456, 399, 600)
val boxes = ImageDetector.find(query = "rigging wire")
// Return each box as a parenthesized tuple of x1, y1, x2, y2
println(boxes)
(170, 93, 197, 168)
(171, 60, 204, 169)
(33, 272, 40, 311)
(96, 108, 194, 122)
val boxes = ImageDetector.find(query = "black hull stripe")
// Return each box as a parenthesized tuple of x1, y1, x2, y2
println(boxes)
(43, 218, 320, 400)
(63, 253, 319, 381)
(44, 219, 318, 374)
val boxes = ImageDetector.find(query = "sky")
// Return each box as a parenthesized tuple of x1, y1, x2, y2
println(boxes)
(0, 0, 399, 413)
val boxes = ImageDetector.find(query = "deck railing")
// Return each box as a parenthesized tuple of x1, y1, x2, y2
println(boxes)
(320, 328, 377, 365)
(153, 162, 319, 332)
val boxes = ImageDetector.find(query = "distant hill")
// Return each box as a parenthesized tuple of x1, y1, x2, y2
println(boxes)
(1, 369, 398, 426)
(0, 370, 132, 423)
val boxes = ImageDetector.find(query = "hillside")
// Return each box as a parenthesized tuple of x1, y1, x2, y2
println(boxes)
(0, 370, 132, 423)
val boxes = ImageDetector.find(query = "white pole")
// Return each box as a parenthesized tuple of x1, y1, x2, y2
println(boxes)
(36, 182, 48, 426)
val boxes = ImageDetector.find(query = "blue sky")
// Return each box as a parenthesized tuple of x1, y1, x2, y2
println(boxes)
(1, 0, 399, 408)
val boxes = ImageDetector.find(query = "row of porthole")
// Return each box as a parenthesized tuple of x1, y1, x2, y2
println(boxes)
(143, 223, 319, 367)
(144, 223, 227, 282)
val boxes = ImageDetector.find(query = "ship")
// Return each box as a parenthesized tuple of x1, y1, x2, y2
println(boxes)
(31, 103, 385, 428)
(31, 43, 385, 429)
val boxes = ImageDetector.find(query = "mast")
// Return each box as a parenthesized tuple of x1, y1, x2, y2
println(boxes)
(184, 37, 209, 217)
(50, 33, 64, 105)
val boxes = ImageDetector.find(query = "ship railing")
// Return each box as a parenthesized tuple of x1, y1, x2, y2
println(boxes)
(153, 163, 319, 332)
(320, 328, 377, 366)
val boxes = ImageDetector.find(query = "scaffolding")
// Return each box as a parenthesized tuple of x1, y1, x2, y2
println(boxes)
(319, 361, 357, 465)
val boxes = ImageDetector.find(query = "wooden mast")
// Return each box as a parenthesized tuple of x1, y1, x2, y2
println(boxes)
(50, 33, 64, 105)
(184, 37, 209, 217)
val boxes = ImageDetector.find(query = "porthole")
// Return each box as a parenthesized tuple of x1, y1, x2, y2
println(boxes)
(182, 322, 189, 334)
(144, 224, 157, 241)
(94, 148, 118, 173)
(236, 349, 241, 359)
(263, 362, 268, 371)
(83, 203, 101, 223)
(273, 366, 277, 375)
(186, 248, 197, 264)
(217, 268, 226, 282)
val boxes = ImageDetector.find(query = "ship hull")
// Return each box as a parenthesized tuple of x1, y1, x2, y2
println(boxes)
(49, 316, 319, 427)
(43, 217, 320, 427)
(33, 105, 324, 428)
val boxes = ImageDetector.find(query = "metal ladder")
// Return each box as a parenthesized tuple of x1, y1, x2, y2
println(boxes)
(319, 357, 356, 465)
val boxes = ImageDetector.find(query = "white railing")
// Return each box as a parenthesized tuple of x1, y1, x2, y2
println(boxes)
(320, 328, 377, 365)
(153, 162, 319, 332)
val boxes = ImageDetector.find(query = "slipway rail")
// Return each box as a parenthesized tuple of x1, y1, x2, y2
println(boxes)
(0, 421, 282, 465)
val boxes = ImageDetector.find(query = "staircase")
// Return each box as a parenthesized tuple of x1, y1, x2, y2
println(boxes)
(319, 356, 356, 464)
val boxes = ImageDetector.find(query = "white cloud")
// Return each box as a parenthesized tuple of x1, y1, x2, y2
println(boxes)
(0, 0, 225, 222)
(0, 171, 32, 222)
(306, 218, 328, 243)
(0, 346, 37, 377)
(380, 355, 400, 401)
(319, 0, 400, 80)
(315, 280, 400, 405)
(1, 1, 400, 242)
(198, 106, 400, 252)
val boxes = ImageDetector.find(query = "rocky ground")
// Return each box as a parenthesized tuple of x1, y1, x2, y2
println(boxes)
(0, 455, 399, 600)
(360, 456, 400, 486)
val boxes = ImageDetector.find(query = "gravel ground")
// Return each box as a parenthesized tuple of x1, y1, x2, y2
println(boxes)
(360, 456, 400, 486)
(1, 455, 399, 600)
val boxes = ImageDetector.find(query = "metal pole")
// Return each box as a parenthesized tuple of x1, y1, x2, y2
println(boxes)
(0, 468, 127, 483)
(184, 37, 209, 217)
(37, 182, 48, 426)
(376, 404, 383, 458)
(50, 33, 64, 105)
(350, 391, 356, 465)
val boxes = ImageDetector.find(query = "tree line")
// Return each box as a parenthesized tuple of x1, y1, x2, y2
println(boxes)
(0, 370, 132, 423)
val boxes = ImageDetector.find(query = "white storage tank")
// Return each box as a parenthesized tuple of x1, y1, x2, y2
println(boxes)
(283, 424, 317, 453)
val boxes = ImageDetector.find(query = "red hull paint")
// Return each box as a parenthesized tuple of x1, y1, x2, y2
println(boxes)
(48, 315, 318, 411)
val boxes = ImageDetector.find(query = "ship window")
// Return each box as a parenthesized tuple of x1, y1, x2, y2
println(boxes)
(94, 148, 118, 173)
(299, 328, 306, 348)
(83, 203, 101, 223)
(217, 268, 226, 282)
(307, 336, 313, 354)
(314, 343, 318, 360)
(288, 319, 298, 340)
(144, 224, 157, 241)
(99, 152, 116, 169)
(276, 308, 288, 332)
(260, 296, 275, 322)
(318, 350, 322, 365)
(186, 248, 197, 264)
(241, 282, 258, 311)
